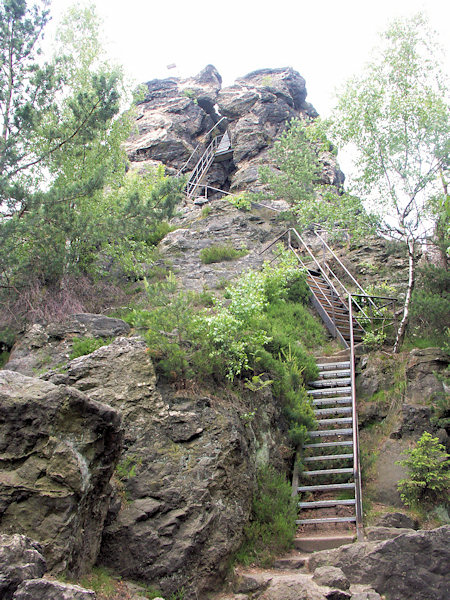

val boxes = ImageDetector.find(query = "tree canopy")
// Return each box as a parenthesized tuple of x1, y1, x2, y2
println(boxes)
(0, 1, 184, 330)
(329, 13, 449, 350)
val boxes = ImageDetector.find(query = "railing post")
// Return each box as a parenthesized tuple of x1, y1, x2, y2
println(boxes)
(349, 295, 364, 541)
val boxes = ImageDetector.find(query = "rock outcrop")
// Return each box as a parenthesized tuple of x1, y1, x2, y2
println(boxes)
(0, 371, 122, 574)
(308, 525, 450, 600)
(43, 336, 289, 598)
(126, 65, 343, 198)
(6, 313, 130, 376)
(0, 534, 46, 600)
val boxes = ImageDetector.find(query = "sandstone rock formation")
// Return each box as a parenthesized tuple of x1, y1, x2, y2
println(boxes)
(43, 336, 290, 598)
(0, 371, 122, 574)
(12, 579, 95, 600)
(6, 313, 130, 376)
(309, 525, 450, 600)
(126, 65, 343, 198)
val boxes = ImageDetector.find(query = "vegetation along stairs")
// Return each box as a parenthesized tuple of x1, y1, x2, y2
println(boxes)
(260, 227, 396, 549)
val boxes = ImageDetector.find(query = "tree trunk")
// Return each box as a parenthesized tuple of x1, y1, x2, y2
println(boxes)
(393, 237, 416, 352)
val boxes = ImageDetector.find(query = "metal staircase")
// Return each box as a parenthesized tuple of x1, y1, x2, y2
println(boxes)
(260, 227, 397, 544)
(178, 117, 233, 200)
(296, 312, 363, 540)
(262, 227, 397, 349)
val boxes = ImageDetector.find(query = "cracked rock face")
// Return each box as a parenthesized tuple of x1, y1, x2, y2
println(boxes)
(0, 371, 122, 575)
(44, 337, 288, 598)
(126, 64, 342, 198)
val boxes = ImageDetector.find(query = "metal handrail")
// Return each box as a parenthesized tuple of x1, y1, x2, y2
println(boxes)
(349, 295, 364, 541)
(260, 227, 397, 341)
(315, 231, 379, 312)
(186, 135, 223, 198)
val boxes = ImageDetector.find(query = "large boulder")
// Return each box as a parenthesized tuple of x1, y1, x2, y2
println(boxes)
(309, 526, 450, 600)
(5, 313, 130, 376)
(0, 534, 46, 600)
(0, 371, 122, 574)
(44, 336, 289, 598)
(12, 580, 95, 600)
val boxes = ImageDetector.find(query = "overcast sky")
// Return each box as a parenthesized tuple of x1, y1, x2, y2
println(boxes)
(47, 0, 449, 117)
(46, 0, 449, 178)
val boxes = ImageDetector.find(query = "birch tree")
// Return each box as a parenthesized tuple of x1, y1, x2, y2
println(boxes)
(330, 14, 449, 351)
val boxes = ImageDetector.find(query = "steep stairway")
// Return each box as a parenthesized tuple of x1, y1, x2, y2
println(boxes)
(306, 269, 365, 347)
(184, 120, 233, 199)
(294, 352, 364, 548)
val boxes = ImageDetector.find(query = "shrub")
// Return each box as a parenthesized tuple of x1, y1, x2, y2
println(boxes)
(396, 432, 450, 508)
(69, 336, 113, 359)
(234, 465, 297, 566)
(227, 191, 252, 211)
(199, 244, 248, 264)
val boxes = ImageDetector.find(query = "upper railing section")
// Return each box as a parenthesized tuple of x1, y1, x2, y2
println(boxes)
(177, 117, 232, 200)
(262, 227, 398, 338)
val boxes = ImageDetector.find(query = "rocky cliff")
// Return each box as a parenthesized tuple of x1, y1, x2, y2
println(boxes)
(1, 65, 448, 600)
(127, 65, 343, 196)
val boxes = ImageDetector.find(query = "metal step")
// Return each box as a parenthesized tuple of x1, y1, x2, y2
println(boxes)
(317, 362, 350, 371)
(307, 428, 353, 437)
(303, 467, 354, 476)
(299, 499, 356, 508)
(304, 454, 353, 462)
(304, 440, 353, 449)
(307, 387, 352, 397)
(310, 378, 352, 388)
(297, 482, 356, 492)
(296, 516, 357, 525)
(312, 396, 352, 406)
(314, 406, 352, 416)
(318, 370, 351, 380)
(316, 417, 353, 426)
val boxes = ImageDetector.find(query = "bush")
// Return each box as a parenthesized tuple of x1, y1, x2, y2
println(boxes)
(234, 465, 297, 566)
(199, 244, 248, 264)
(69, 336, 113, 359)
(396, 432, 450, 508)
(228, 191, 252, 211)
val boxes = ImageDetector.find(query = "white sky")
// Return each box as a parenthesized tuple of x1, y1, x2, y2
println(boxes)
(46, 0, 449, 176)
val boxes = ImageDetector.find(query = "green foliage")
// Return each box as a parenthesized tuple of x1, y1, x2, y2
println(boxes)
(69, 336, 113, 360)
(234, 465, 297, 566)
(409, 263, 450, 347)
(228, 191, 252, 211)
(330, 14, 449, 348)
(201, 205, 212, 217)
(259, 118, 374, 237)
(396, 432, 450, 508)
(116, 455, 142, 481)
(362, 330, 387, 351)
(199, 244, 248, 264)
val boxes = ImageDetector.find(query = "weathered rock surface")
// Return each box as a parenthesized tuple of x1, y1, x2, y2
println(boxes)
(0, 370, 122, 574)
(44, 337, 289, 598)
(365, 526, 415, 541)
(12, 579, 95, 600)
(309, 526, 450, 600)
(313, 566, 350, 590)
(126, 65, 343, 201)
(5, 313, 130, 376)
(0, 534, 46, 600)
(159, 199, 287, 291)
(405, 348, 449, 404)
(374, 511, 418, 529)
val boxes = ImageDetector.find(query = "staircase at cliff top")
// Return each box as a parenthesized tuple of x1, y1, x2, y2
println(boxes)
(180, 118, 233, 200)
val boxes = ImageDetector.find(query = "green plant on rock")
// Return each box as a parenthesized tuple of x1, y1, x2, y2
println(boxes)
(234, 465, 297, 566)
(69, 336, 113, 359)
(228, 191, 252, 211)
(199, 244, 248, 264)
(396, 432, 450, 508)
